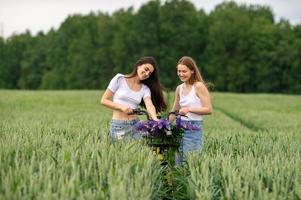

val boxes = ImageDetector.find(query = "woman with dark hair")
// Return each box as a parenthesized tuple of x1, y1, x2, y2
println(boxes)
(101, 57, 167, 140)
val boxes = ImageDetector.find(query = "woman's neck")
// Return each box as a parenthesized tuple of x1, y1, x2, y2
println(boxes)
(183, 82, 192, 87)
(128, 76, 141, 85)
(132, 76, 141, 84)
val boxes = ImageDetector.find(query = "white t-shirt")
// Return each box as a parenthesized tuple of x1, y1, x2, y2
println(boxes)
(107, 74, 151, 109)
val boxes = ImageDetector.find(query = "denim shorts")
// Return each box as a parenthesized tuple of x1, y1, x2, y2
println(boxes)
(109, 119, 141, 140)
(176, 120, 203, 165)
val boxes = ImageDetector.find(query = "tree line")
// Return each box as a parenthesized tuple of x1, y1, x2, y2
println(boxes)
(0, 0, 301, 93)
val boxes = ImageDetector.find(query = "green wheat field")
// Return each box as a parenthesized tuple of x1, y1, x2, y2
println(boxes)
(0, 90, 300, 200)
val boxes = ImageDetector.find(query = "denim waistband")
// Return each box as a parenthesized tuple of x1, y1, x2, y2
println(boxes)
(111, 119, 139, 125)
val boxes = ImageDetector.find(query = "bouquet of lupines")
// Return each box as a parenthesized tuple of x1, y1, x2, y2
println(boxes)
(136, 115, 200, 166)
(136, 117, 200, 146)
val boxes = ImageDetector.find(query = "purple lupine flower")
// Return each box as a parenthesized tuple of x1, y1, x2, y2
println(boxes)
(175, 117, 200, 131)
(176, 117, 187, 129)
(136, 121, 149, 132)
(147, 120, 157, 128)
(158, 118, 171, 130)
(150, 123, 159, 133)
(182, 121, 189, 129)
(136, 116, 199, 137)
(176, 117, 182, 129)
(157, 120, 163, 129)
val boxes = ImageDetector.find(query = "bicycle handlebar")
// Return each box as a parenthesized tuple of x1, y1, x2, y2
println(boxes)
(129, 108, 150, 120)
(128, 108, 187, 120)
(167, 110, 188, 119)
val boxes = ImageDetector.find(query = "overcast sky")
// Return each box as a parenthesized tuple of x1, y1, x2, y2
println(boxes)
(0, 0, 300, 38)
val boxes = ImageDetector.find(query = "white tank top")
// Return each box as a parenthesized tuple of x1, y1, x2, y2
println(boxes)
(179, 83, 203, 121)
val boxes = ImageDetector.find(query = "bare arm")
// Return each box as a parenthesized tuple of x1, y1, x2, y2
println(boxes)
(100, 89, 132, 114)
(143, 97, 159, 121)
(169, 86, 181, 122)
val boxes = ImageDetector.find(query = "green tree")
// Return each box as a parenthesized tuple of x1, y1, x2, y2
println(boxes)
(64, 14, 100, 89)
(0, 37, 6, 88)
(1, 0, 300, 93)
(131, 0, 161, 58)
(158, 0, 202, 88)
(40, 29, 65, 89)
(285, 23, 301, 93)
(3, 32, 31, 89)
(18, 32, 49, 89)
(110, 8, 136, 74)
(94, 13, 115, 88)
(204, 2, 277, 92)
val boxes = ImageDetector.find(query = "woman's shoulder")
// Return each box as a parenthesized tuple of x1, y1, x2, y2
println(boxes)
(111, 73, 125, 81)
(175, 84, 183, 94)
(114, 73, 124, 78)
(176, 84, 182, 90)
(141, 84, 151, 97)
(141, 83, 150, 91)
(194, 81, 208, 92)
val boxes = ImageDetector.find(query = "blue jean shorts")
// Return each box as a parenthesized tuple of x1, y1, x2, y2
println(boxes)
(181, 120, 203, 153)
(109, 119, 141, 140)
(176, 120, 203, 165)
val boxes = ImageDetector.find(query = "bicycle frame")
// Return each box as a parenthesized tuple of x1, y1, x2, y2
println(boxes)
(130, 108, 186, 166)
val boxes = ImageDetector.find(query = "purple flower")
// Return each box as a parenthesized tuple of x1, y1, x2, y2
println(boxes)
(136, 119, 171, 135)
(136, 121, 149, 132)
(176, 117, 182, 129)
(147, 120, 156, 128)
(175, 117, 200, 131)
(158, 119, 171, 130)
(135, 116, 199, 137)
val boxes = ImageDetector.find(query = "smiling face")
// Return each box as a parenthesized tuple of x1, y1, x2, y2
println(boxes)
(137, 63, 154, 80)
(177, 64, 194, 83)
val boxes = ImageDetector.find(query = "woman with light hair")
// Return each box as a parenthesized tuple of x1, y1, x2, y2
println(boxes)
(170, 56, 212, 163)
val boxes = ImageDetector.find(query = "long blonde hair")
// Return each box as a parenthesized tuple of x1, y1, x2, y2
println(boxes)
(177, 56, 204, 85)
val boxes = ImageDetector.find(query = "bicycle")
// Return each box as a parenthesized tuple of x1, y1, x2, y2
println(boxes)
(130, 108, 187, 166)
(130, 108, 195, 190)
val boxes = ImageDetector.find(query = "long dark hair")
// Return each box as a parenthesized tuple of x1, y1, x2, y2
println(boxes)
(126, 57, 167, 113)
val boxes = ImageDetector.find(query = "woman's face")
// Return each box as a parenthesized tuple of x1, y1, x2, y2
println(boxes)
(177, 64, 193, 82)
(137, 63, 154, 80)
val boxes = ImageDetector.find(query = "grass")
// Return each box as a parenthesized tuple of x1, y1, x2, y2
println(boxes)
(0, 90, 300, 199)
